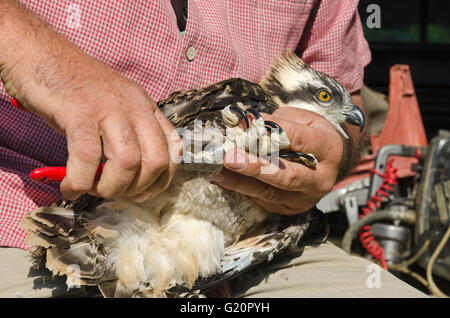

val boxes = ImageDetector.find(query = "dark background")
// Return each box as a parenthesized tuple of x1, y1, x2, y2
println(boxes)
(358, 0, 450, 139)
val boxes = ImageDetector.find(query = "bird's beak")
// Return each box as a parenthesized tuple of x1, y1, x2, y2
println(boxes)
(345, 104, 365, 132)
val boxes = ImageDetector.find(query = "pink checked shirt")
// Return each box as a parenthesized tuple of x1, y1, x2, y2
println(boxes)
(0, 0, 371, 249)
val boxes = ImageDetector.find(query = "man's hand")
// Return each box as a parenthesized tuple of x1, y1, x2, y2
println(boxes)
(211, 107, 346, 215)
(0, 1, 180, 201)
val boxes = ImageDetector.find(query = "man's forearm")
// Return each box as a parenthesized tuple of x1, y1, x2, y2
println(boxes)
(0, 0, 38, 66)
(0, 0, 55, 100)
(0, 0, 103, 119)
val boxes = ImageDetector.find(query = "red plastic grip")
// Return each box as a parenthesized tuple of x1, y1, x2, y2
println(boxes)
(11, 98, 31, 113)
(11, 98, 20, 109)
(30, 164, 105, 183)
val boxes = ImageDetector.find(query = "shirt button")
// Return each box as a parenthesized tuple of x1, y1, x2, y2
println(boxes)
(186, 46, 196, 61)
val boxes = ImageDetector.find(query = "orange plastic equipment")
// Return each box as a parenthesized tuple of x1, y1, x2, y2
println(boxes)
(334, 64, 428, 190)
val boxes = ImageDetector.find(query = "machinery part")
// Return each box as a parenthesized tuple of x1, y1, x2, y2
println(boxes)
(356, 143, 426, 269)
(358, 161, 399, 268)
(342, 209, 416, 261)
(434, 180, 450, 225)
(370, 225, 450, 298)
(369, 144, 426, 198)
(343, 196, 359, 226)
(317, 177, 370, 217)
(414, 132, 450, 280)
(385, 228, 449, 298)
(371, 223, 411, 264)
(426, 226, 450, 298)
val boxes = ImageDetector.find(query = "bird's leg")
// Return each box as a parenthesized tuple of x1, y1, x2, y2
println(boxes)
(222, 106, 318, 168)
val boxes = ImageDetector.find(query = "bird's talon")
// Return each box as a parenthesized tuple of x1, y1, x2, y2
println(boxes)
(245, 108, 262, 120)
(244, 108, 266, 136)
(264, 120, 290, 151)
(264, 120, 282, 132)
(279, 151, 318, 168)
(228, 105, 249, 129)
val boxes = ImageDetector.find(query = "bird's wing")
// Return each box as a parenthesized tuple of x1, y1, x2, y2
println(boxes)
(22, 194, 328, 297)
(158, 78, 278, 130)
(22, 195, 121, 292)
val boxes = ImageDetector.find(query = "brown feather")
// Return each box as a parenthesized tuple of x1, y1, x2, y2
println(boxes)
(158, 78, 278, 130)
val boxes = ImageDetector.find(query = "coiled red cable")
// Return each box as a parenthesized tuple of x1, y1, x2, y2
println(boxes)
(358, 161, 398, 269)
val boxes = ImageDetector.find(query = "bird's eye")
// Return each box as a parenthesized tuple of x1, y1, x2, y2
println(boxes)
(317, 90, 331, 102)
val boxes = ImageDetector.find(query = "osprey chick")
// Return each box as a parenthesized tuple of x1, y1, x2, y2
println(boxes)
(22, 53, 364, 297)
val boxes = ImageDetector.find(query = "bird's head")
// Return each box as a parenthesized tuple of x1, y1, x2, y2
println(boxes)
(259, 53, 365, 139)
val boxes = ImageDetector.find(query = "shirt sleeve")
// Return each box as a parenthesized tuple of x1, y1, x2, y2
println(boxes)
(296, 0, 371, 93)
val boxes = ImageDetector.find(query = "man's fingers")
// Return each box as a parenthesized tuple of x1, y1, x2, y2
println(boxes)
(251, 197, 306, 216)
(61, 119, 102, 200)
(123, 107, 171, 197)
(223, 148, 335, 193)
(154, 108, 182, 177)
(94, 115, 141, 198)
(211, 168, 320, 210)
(210, 170, 301, 215)
(120, 107, 181, 201)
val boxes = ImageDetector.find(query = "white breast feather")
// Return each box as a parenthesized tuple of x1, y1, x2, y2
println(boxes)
(98, 172, 269, 296)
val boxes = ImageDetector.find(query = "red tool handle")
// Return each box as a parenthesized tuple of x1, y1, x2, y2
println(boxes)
(11, 98, 21, 109)
(11, 98, 30, 113)
(30, 164, 105, 183)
